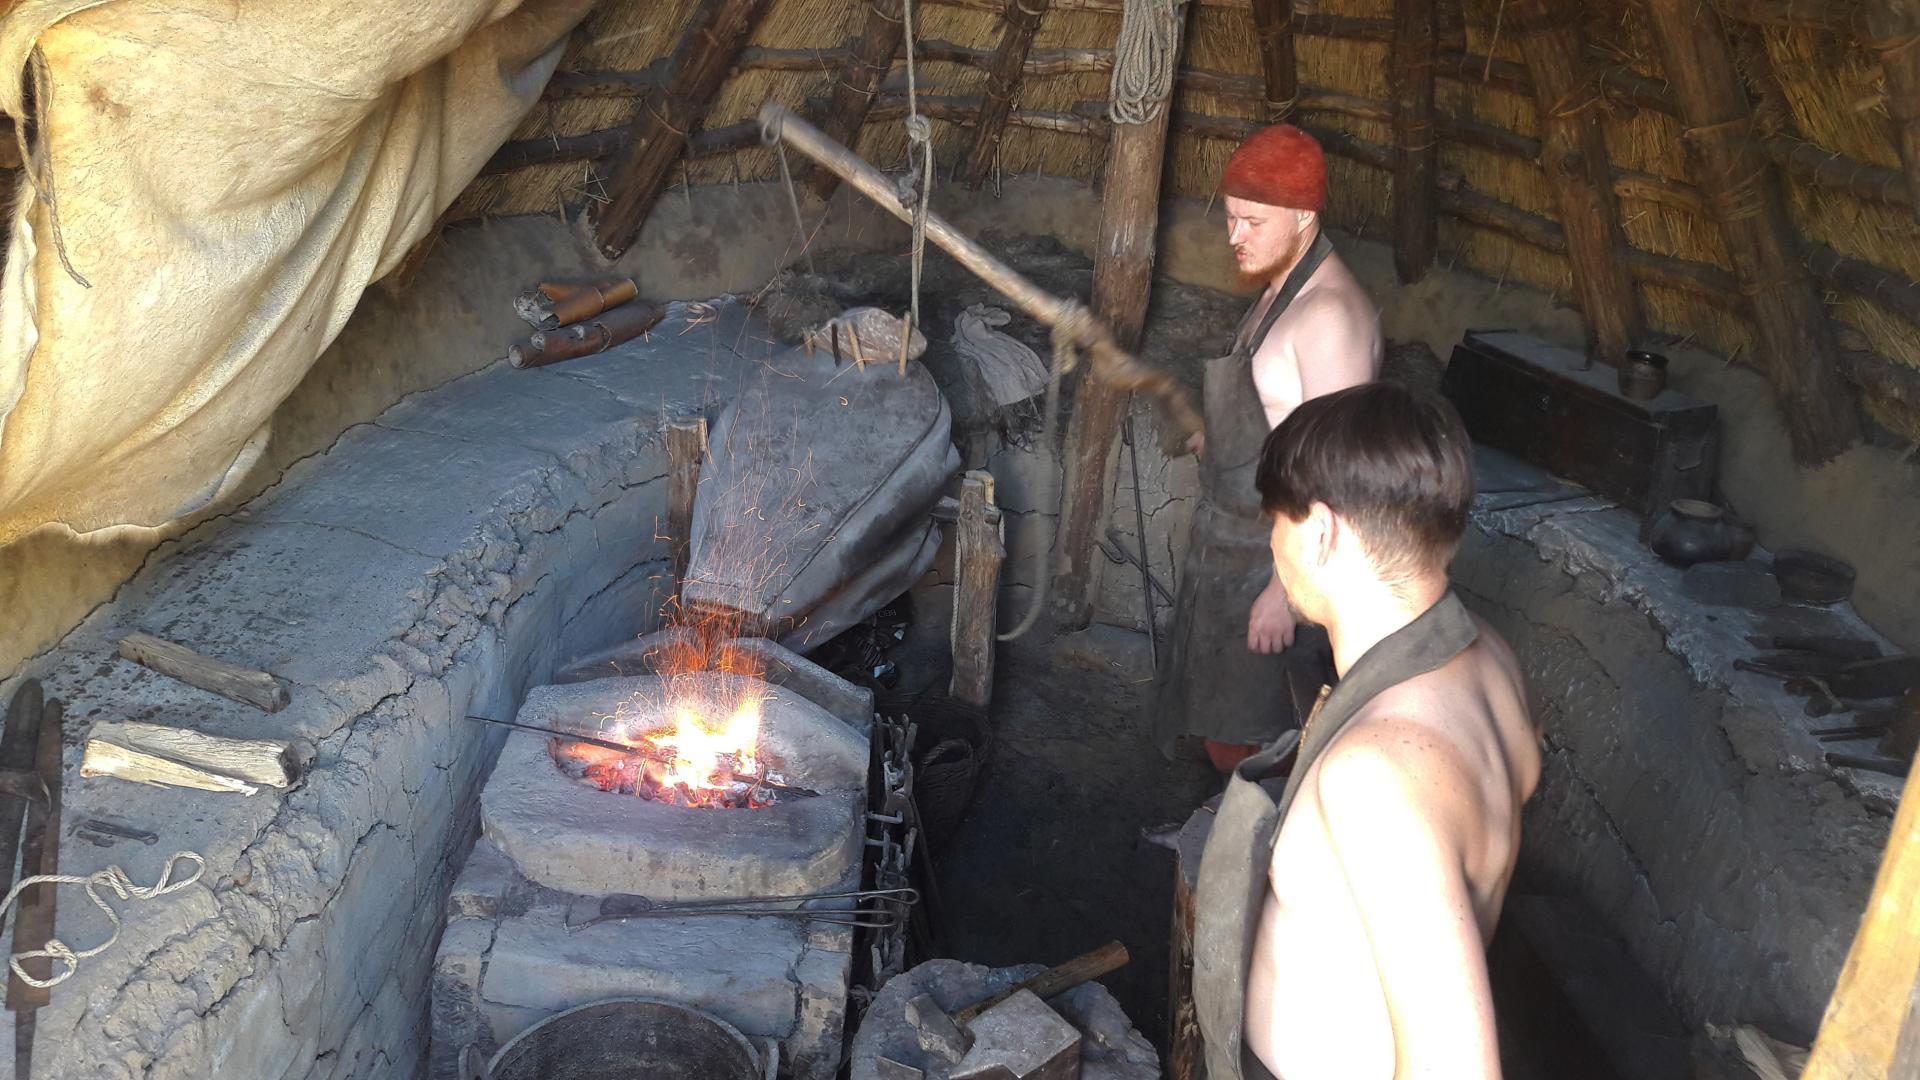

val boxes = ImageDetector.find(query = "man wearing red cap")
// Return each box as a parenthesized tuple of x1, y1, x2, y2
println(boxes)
(1152, 124, 1383, 772)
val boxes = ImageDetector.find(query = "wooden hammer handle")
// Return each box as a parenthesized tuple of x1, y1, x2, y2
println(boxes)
(952, 940, 1131, 1025)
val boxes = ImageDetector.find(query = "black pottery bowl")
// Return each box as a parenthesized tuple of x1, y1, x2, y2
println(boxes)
(1771, 550, 1856, 606)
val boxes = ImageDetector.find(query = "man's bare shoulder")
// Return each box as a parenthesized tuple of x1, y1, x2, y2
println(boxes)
(1314, 710, 1482, 831)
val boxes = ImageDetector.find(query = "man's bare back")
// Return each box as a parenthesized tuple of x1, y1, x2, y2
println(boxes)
(1244, 253, 1382, 429)
(1245, 618, 1539, 1079)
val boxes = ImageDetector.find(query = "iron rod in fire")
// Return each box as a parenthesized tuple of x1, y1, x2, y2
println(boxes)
(461, 714, 821, 798)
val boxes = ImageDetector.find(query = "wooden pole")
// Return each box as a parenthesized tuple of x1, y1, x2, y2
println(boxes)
(960, 0, 1051, 189)
(1390, 0, 1438, 283)
(807, 0, 909, 200)
(1054, 0, 1193, 631)
(667, 416, 708, 588)
(949, 471, 1005, 708)
(1803, 754, 1920, 1078)
(1641, 0, 1859, 464)
(1864, 1, 1920, 223)
(591, 0, 773, 260)
(1248, 0, 1298, 121)
(1509, 0, 1644, 365)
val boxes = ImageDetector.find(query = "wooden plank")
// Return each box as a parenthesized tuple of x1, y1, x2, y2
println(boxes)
(1803, 755, 1920, 1078)
(1642, 0, 1859, 464)
(1249, 0, 1299, 120)
(666, 416, 708, 588)
(117, 631, 289, 713)
(1055, 0, 1193, 631)
(948, 472, 1005, 708)
(960, 0, 1051, 189)
(1509, 0, 1644, 364)
(80, 721, 297, 795)
(1390, 0, 1438, 282)
(591, 0, 773, 260)
(0, 680, 45, 962)
(9, 696, 62, 1020)
(806, 0, 908, 200)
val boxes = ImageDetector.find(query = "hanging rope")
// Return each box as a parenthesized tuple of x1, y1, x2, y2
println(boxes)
(901, 0, 934, 331)
(1109, 0, 1182, 126)
(0, 851, 207, 989)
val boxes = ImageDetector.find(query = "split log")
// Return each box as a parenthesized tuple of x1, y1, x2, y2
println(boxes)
(591, 0, 773, 259)
(667, 416, 708, 587)
(948, 471, 1005, 709)
(81, 721, 298, 795)
(807, 0, 909, 201)
(960, 0, 1051, 189)
(1055, 0, 1193, 631)
(9, 696, 62, 1017)
(1642, 0, 1860, 464)
(952, 940, 1130, 1024)
(1509, 0, 1644, 364)
(1249, 0, 1299, 120)
(1864, 1, 1920, 221)
(1390, 0, 1438, 283)
(117, 631, 289, 713)
(1803, 754, 1920, 1078)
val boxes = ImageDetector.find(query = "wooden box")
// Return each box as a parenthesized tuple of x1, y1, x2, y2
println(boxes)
(1441, 331, 1719, 520)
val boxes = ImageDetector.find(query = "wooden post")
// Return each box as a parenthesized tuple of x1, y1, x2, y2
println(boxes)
(667, 415, 708, 587)
(1510, 0, 1644, 365)
(949, 471, 1005, 708)
(1168, 802, 1214, 1080)
(1390, 0, 1438, 282)
(1054, 1, 1192, 631)
(1248, 0, 1298, 121)
(961, 0, 1051, 188)
(1866, 1, 1920, 223)
(1803, 754, 1920, 1078)
(1641, 0, 1860, 464)
(807, 0, 909, 200)
(591, 0, 773, 260)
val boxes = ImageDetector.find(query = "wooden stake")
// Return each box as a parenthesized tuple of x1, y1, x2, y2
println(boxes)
(1865, 0, 1920, 222)
(807, 0, 909, 201)
(960, 0, 1051, 189)
(1641, 0, 1859, 464)
(1249, 0, 1298, 121)
(1803, 754, 1920, 1078)
(117, 631, 289, 713)
(1390, 0, 1438, 283)
(591, 0, 773, 260)
(667, 415, 709, 587)
(1055, 0, 1193, 631)
(949, 471, 1005, 708)
(80, 721, 297, 795)
(1510, 0, 1644, 365)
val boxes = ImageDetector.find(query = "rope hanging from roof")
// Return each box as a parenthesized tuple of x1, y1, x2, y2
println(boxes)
(1109, 0, 1182, 125)
(902, 0, 933, 329)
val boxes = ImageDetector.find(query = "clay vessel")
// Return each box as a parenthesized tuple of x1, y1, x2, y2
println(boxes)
(1648, 499, 1754, 566)
(1619, 349, 1669, 400)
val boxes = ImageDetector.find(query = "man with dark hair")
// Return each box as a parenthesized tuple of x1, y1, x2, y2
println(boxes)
(1152, 123, 1382, 773)
(1192, 383, 1540, 1080)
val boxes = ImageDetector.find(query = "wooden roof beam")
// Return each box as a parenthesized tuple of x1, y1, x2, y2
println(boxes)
(807, 0, 909, 200)
(960, 0, 1051, 189)
(1391, 0, 1440, 282)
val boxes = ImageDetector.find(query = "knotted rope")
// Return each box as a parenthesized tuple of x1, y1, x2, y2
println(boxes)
(996, 304, 1096, 642)
(0, 851, 206, 989)
(1109, 0, 1182, 126)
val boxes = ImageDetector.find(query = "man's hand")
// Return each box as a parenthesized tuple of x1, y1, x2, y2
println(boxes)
(1187, 431, 1205, 459)
(1248, 578, 1296, 654)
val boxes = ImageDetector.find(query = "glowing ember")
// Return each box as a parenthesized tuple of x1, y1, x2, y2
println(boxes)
(555, 683, 787, 810)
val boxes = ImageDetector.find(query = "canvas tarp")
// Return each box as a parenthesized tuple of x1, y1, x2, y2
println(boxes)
(0, 0, 594, 543)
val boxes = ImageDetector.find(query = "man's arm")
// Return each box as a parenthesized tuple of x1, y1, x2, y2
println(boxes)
(1291, 290, 1380, 401)
(1314, 723, 1501, 1079)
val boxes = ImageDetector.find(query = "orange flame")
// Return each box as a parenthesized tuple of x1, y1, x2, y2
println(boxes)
(643, 696, 764, 794)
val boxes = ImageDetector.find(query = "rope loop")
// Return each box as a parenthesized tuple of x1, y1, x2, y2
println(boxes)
(1110, 0, 1183, 126)
(1, 851, 207, 990)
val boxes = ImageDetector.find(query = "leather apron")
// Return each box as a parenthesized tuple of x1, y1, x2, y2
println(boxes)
(1191, 592, 1480, 1080)
(1150, 232, 1337, 754)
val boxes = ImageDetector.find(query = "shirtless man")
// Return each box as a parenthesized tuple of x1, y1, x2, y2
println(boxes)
(1152, 124, 1383, 773)
(1191, 383, 1540, 1080)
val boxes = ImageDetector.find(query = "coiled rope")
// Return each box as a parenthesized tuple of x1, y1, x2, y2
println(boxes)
(0, 851, 206, 989)
(1109, 0, 1182, 126)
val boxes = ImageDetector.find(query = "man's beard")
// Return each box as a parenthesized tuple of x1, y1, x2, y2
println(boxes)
(1234, 232, 1311, 291)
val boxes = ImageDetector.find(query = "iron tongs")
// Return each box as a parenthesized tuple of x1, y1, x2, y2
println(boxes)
(565, 886, 921, 933)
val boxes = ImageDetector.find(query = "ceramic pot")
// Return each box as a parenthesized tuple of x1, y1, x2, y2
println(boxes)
(1648, 499, 1755, 566)
(1619, 349, 1669, 400)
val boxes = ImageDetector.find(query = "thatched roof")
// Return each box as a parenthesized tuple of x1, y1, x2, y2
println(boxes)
(458, 0, 1920, 443)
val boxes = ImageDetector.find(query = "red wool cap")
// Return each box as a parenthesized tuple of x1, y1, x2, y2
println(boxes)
(1218, 124, 1327, 213)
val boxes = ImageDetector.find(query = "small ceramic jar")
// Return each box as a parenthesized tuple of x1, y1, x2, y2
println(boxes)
(1648, 498, 1755, 566)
